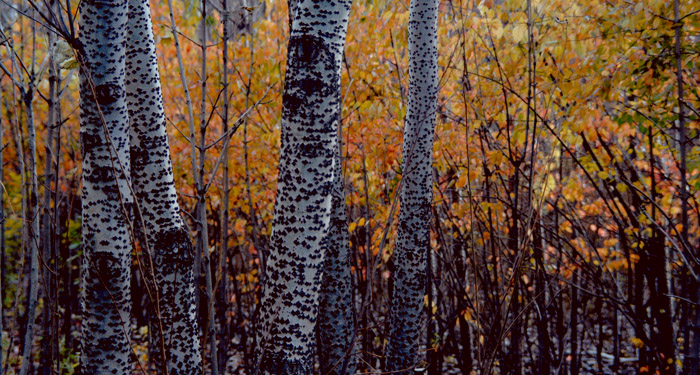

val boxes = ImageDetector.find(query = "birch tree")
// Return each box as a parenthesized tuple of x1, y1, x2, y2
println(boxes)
(254, 0, 352, 371)
(78, 0, 133, 372)
(125, 0, 202, 372)
(384, 0, 439, 371)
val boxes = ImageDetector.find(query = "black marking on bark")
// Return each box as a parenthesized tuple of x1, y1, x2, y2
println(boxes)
(81, 132, 102, 154)
(130, 146, 148, 169)
(83, 163, 112, 184)
(84, 0, 126, 8)
(153, 227, 194, 268)
(288, 34, 324, 67)
(298, 77, 324, 97)
(90, 252, 121, 283)
(94, 83, 124, 106)
(282, 89, 304, 114)
(259, 351, 310, 374)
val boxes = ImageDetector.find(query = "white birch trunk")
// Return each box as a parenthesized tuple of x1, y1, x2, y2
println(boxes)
(124, 0, 203, 372)
(254, 0, 352, 371)
(385, 0, 439, 372)
(78, 0, 133, 372)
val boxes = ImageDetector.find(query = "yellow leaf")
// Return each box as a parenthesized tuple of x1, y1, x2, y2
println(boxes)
(574, 41, 586, 59)
(456, 173, 468, 189)
(488, 150, 504, 165)
(512, 23, 528, 44)
(631, 337, 644, 348)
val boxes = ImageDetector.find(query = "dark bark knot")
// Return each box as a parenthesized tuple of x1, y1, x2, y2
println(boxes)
(89, 252, 122, 284)
(259, 350, 310, 374)
(93, 83, 124, 106)
(130, 147, 149, 169)
(289, 34, 325, 67)
(81, 132, 103, 155)
(153, 228, 194, 269)
(283, 34, 335, 115)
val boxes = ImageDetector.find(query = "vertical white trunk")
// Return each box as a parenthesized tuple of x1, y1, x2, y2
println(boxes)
(385, 0, 439, 372)
(254, 0, 352, 372)
(78, 0, 133, 372)
(124, 0, 203, 372)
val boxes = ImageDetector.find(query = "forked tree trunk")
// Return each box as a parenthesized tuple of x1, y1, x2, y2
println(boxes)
(78, 0, 133, 372)
(125, 0, 203, 372)
(384, 0, 438, 372)
(254, 0, 352, 371)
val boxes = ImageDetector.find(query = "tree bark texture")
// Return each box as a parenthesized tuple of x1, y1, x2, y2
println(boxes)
(385, 0, 439, 371)
(19, 86, 38, 375)
(254, 0, 352, 371)
(318, 142, 356, 375)
(78, 0, 133, 372)
(125, 0, 203, 372)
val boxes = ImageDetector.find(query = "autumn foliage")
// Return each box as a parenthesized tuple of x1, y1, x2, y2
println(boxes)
(0, 0, 698, 373)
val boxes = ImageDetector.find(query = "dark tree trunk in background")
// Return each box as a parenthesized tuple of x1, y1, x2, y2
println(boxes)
(318, 143, 356, 375)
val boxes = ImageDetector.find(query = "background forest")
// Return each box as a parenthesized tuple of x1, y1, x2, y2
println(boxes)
(0, 0, 698, 374)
